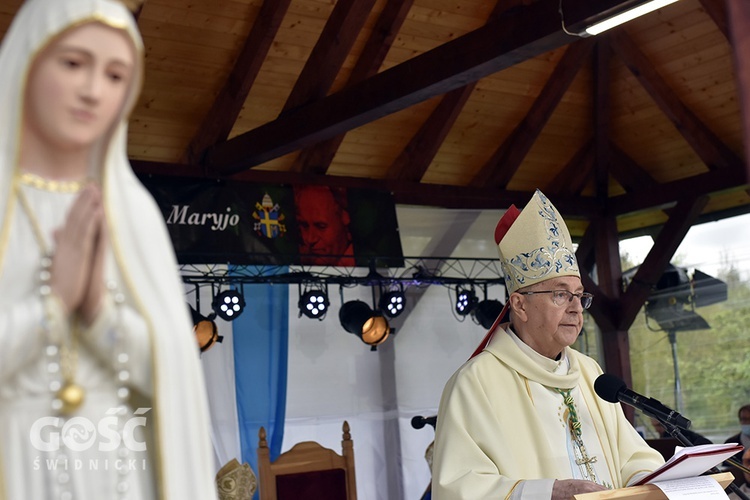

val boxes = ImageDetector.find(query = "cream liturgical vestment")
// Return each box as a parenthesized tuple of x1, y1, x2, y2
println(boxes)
(0, 1, 217, 499)
(432, 328, 665, 499)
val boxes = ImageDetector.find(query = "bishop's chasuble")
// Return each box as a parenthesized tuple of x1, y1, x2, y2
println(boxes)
(432, 327, 664, 499)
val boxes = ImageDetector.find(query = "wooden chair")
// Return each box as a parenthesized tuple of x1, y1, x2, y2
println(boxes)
(257, 421, 357, 500)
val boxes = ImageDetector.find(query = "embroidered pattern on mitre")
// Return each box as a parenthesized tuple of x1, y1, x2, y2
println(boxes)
(497, 190, 579, 293)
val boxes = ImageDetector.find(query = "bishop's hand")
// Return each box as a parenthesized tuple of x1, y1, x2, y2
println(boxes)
(552, 479, 608, 499)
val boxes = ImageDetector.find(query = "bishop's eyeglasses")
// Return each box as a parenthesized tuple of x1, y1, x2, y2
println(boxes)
(517, 290, 594, 309)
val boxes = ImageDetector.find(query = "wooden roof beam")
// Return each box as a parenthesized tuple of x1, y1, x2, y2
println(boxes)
(547, 139, 594, 196)
(610, 30, 743, 172)
(386, 83, 476, 182)
(180, 0, 292, 165)
(699, 0, 729, 41)
(131, 160, 597, 215)
(618, 195, 709, 330)
(384, 1, 522, 183)
(608, 143, 658, 192)
(282, 0, 377, 113)
(132, 1, 144, 21)
(204, 0, 639, 176)
(609, 167, 747, 214)
(470, 39, 594, 189)
(132, 153, 744, 219)
(292, 0, 415, 175)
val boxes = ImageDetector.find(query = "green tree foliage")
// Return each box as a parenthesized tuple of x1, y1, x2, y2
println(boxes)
(629, 270, 750, 441)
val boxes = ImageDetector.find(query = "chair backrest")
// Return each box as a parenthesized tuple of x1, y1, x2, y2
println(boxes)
(257, 421, 357, 500)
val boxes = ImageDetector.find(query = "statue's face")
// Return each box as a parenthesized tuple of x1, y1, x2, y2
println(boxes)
(23, 22, 135, 155)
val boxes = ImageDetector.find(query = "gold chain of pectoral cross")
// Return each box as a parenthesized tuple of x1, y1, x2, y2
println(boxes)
(555, 388, 599, 483)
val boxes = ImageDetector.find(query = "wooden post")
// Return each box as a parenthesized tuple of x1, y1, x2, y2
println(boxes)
(727, 0, 750, 182)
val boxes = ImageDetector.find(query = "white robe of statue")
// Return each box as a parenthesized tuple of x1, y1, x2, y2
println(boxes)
(0, 183, 154, 499)
(0, 2, 219, 499)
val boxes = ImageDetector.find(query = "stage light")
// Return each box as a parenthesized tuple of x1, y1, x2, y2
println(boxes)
(298, 286, 330, 320)
(189, 305, 223, 353)
(379, 288, 406, 318)
(638, 264, 726, 332)
(455, 286, 478, 316)
(212, 289, 246, 321)
(339, 300, 390, 348)
(473, 299, 505, 329)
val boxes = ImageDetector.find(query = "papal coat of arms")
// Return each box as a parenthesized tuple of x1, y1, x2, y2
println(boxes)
(252, 193, 286, 238)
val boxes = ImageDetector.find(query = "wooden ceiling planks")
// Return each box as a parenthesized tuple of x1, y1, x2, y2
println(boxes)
(203, 0, 608, 174)
(0, 0, 746, 235)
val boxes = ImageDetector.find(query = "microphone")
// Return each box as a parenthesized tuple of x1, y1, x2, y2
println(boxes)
(594, 373, 691, 430)
(411, 415, 437, 430)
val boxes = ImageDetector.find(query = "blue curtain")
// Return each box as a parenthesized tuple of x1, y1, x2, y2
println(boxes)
(230, 271, 289, 498)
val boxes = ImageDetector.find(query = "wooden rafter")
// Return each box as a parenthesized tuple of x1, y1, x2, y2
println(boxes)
(291, 0, 415, 175)
(698, 0, 729, 41)
(609, 167, 746, 215)
(204, 0, 637, 175)
(282, 0, 377, 113)
(610, 30, 743, 172)
(547, 139, 594, 196)
(117, 0, 747, 248)
(384, 0, 519, 183)
(131, 159, 597, 215)
(618, 195, 710, 330)
(386, 84, 476, 182)
(608, 144, 658, 192)
(470, 39, 595, 189)
(132, 1, 145, 21)
(180, 0, 292, 165)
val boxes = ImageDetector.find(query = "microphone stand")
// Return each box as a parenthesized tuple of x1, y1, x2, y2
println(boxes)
(659, 418, 750, 500)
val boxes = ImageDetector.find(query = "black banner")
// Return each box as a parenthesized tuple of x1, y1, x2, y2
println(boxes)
(139, 175, 404, 267)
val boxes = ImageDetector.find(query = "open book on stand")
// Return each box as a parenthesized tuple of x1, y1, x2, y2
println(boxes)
(635, 442, 743, 485)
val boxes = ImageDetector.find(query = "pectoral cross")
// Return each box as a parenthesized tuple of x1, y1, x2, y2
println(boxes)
(557, 388, 600, 483)
(575, 449, 599, 481)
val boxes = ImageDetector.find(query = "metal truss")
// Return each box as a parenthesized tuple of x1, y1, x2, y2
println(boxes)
(180, 256, 506, 291)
